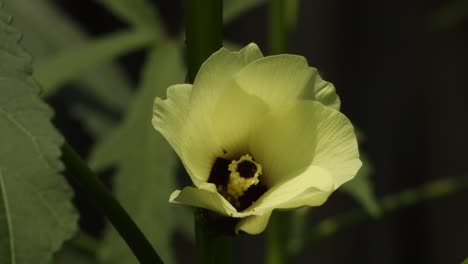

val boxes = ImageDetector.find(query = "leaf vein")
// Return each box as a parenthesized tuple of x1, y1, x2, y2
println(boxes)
(0, 169, 16, 264)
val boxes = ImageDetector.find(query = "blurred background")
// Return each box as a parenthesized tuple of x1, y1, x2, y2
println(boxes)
(6, 0, 468, 263)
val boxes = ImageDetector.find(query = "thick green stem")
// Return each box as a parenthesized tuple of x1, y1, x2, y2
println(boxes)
(266, 0, 298, 263)
(184, 1, 228, 263)
(269, 0, 288, 55)
(269, 0, 299, 55)
(195, 210, 233, 264)
(184, 0, 222, 83)
(266, 211, 292, 264)
(61, 143, 163, 264)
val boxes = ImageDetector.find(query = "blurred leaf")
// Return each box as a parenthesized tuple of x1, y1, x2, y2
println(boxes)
(4, 0, 133, 108)
(70, 105, 118, 140)
(97, 0, 164, 34)
(35, 30, 155, 96)
(341, 155, 381, 217)
(90, 43, 192, 264)
(223, 0, 266, 23)
(3, 0, 135, 139)
(461, 258, 468, 264)
(53, 246, 95, 264)
(0, 5, 78, 264)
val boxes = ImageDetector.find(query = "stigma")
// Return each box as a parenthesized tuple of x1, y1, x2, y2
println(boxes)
(208, 154, 266, 211)
(226, 155, 262, 200)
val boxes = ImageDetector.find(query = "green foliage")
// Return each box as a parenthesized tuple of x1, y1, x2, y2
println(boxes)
(34, 30, 154, 96)
(90, 44, 192, 264)
(53, 245, 95, 264)
(341, 155, 381, 216)
(97, 0, 164, 34)
(0, 5, 77, 264)
(461, 258, 468, 264)
(223, 0, 266, 23)
(4, 0, 135, 139)
(4, 0, 133, 106)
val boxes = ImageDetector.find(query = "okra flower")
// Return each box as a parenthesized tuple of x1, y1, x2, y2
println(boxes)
(152, 43, 361, 234)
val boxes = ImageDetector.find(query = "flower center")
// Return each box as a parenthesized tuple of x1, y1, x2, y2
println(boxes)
(208, 154, 267, 211)
(227, 155, 262, 200)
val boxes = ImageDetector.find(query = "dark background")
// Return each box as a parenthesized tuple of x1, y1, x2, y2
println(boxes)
(50, 0, 468, 263)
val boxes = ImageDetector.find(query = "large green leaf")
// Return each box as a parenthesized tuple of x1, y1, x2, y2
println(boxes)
(90, 43, 192, 264)
(0, 5, 78, 264)
(4, 0, 134, 138)
(4, 0, 133, 106)
(53, 246, 95, 264)
(97, 0, 164, 35)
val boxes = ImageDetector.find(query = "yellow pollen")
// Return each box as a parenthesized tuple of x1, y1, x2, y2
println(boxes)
(226, 154, 262, 201)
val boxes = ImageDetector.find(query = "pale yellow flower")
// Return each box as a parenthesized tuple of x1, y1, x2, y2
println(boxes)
(153, 43, 361, 234)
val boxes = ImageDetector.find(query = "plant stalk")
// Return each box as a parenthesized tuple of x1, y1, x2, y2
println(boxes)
(266, 211, 292, 264)
(184, 0, 222, 83)
(183, 1, 228, 263)
(194, 210, 233, 264)
(61, 143, 163, 264)
(266, 0, 299, 263)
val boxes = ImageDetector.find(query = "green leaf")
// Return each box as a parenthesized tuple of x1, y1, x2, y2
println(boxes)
(35, 30, 155, 96)
(53, 246, 96, 264)
(223, 0, 266, 23)
(4, 0, 133, 107)
(97, 0, 164, 34)
(0, 5, 78, 264)
(3, 0, 135, 138)
(90, 43, 192, 264)
(341, 155, 381, 216)
(461, 258, 468, 264)
(34, 30, 157, 139)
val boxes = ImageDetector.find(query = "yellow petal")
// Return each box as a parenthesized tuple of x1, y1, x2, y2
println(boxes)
(303, 67, 341, 110)
(191, 43, 263, 116)
(249, 166, 333, 212)
(234, 54, 312, 107)
(249, 100, 361, 190)
(178, 84, 269, 184)
(170, 185, 238, 217)
(153, 84, 206, 186)
(235, 211, 273, 234)
(153, 84, 192, 157)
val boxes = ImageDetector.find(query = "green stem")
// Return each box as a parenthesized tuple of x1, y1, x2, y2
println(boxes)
(69, 232, 101, 256)
(36, 30, 158, 96)
(61, 143, 163, 264)
(269, 0, 299, 55)
(266, 0, 299, 263)
(194, 210, 233, 264)
(184, 1, 227, 263)
(290, 176, 468, 257)
(269, 0, 287, 55)
(266, 211, 292, 264)
(184, 0, 222, 83)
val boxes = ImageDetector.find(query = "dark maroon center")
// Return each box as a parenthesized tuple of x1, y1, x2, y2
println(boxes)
(237, 160, 257, 178)
(208, 156, 268, 211)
